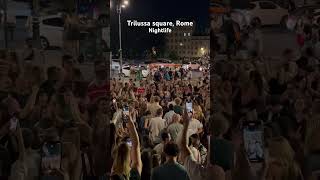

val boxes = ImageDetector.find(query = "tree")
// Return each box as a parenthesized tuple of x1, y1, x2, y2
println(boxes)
(168, 51, 179, 62)
(60, 0, 75, 12)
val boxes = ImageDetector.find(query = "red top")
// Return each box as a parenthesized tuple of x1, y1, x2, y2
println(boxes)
(87, 80, 109, 103)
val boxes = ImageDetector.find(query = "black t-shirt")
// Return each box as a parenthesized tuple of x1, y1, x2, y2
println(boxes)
(40, 80, 57, 98)
(268, 78, 287, 95)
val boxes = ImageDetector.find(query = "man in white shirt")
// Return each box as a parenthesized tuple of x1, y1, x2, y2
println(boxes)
(167, 114, 183, 142)
(153, 132, 171, 155)
(164, 104, 175, 126)
(148, 108, 166, 144)
(179, 110, 225, 180)
(188, 115, 203, 135)
(148, 96, 162, 118)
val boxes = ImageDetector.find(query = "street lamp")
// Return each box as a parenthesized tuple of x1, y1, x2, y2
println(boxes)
(200, 47, 205, 56)
(117, 0, 129, 75)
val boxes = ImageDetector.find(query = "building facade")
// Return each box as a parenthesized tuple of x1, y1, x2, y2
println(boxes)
(166, 24, 209, 59)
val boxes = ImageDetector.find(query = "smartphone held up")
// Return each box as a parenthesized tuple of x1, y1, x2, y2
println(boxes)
(243, 121, 264, 162)
(9, 116, 18, 131)
(41, 141, 62, 174)
(123, 105, 130, 123)
(186, 102, 193, 113)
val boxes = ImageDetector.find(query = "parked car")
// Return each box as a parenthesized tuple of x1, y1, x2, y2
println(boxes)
(210, 2, 250, 30)
(34, 13, 107, 49)
(248, 1, 289, 27)
(139, 65, 150, 78)
(115, 64, 149, 78)
(157, 58, 172, 63)
(111, 60, 120, 71)
(122, 65, 131, 77)
(29, 14, 65, 49)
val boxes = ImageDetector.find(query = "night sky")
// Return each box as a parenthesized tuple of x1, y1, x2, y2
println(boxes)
(110, 0, 210, 58)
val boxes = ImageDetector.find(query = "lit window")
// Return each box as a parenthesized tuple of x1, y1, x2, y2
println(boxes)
(188, 33, 191, 36)
(184, 33, 186, 36)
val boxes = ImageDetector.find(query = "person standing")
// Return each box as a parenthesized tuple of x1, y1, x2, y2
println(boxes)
(111, 113, 142, 180)
(179, 109, 226, 180)
(153, 132, 171, 155)
(87, 60, 108, 103)
(223, 13, 236, 60)
(151, 142, 190, 180)
(64, 11, 81, 59)
(163, 104, 175, 126)
(148, 108, 166, 144)
(147, 96, 162, 118)
(6, 14, 16, 41)
(167, 114, 183, 142)
(190, 133, 207, 165)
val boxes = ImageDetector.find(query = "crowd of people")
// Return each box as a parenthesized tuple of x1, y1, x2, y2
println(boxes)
(1, 5, 320, 180)
(209, 7, 320, 180)
(0, 51, 109, 180)
(292, 9, 320, 59)
(210, 21, 320, 178)
(110, 65, 212, 178)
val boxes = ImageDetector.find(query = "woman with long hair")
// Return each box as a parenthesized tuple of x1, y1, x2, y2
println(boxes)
(111, 112, 142, 180)
(264, 137, 302, 180)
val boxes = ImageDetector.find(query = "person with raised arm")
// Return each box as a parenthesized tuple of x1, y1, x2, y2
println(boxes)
(111, 110, 142, 180)
(179, 108, 225, 180)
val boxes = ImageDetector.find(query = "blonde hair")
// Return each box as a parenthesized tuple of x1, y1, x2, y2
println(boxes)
(172, 113, 180, 123)
(174, 98, 182, 105)
(268, 137, 300, 180)
(112, 143, 131, 179)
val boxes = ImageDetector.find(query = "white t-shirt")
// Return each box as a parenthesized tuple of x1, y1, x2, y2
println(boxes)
(153, 143, 164, 155)
(163, 110, 175, 126)
(184, 155, 225, 180)
(148, 117, 166, 143)
(184, 155, 205, 180)
(147, 103, 162, 118)
(189, 146, 201, 164)
(175, 129, 194, 145)
(167, 122, 184, 141)
(188, 119, 203, 135)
